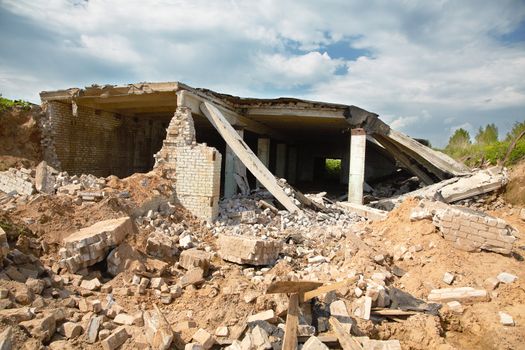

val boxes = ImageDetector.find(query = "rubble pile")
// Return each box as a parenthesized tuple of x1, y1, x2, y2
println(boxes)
(0, 160, 523, 349)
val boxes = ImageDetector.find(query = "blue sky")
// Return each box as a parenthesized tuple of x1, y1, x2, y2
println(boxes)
(1, 0, 524, 147)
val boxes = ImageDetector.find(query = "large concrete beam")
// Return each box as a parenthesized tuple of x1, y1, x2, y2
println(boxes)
(179, 90, 288, 140)
(200, 102, 302, 213)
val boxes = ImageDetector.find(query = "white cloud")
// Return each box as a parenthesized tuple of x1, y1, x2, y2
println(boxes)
(0, 0, 524, 147)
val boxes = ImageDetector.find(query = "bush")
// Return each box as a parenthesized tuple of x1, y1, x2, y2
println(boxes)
(0, 95, 32, 113)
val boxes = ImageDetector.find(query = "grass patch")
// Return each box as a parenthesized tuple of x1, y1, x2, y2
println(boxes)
(443, 139, 525, 167)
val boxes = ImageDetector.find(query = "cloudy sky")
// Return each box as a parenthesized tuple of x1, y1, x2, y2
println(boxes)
(1, 0, 524, 147)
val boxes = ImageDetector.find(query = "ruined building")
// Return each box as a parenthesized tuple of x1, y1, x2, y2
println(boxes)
(39, 82, 468, 221)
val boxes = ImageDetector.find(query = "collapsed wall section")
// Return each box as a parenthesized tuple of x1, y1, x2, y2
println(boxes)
(41, 101, 167, 177)
(155, 107, 221, 221)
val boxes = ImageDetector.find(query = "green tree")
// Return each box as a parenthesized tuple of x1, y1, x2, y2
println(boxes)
(475, 123, 498, 145)
(505, 120, 525, 142)
(446, 128, 471, 150)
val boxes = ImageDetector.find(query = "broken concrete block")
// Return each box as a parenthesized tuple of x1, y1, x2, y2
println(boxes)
(144, 306, 174, 350)
(0, 307, 32, 323)
(359, 338, 402, 350)
(0, 228, 9, 266)
(180, 267, 205, 287)
(303, 336, 329, 350)
(85, 315, 102, 343)
(146, 231, 179, 259)
(520, 208, 525, 221)
(298, 325, 315, 337)
(439, 167, 507, 203)
(179, 234, 194, 249)
(19, 312, 56, 342)
(61, 322, 83, 339)
(14, 288, 33, 305)
(0, 327, 13, 350)
(35, 161, 56, 194)
(446, 301, 463, 314)
(330, 300, 352, 332)
(80, 278, 101, 291)
(114, 313, 135, 325)
(150, 277, 166, 290)
(106, 243, 144, 277)
(428, 287, 488, 303)
(247, 310, 276, 324)
(251, 325, 271, 349)
(101, 326, 129, 350)
(215, 326, 229, 337)
(185, 344, 204, 350)
(217, 234, 282, 266)
(192, 328, 215, 349)
(499, 311, 514, 326)
(179, 249, 212, 274)
(483, 277, 500, 291)
(443, 272, 455, 285)
(60, 217, 134, 272)
(497, 272, 518, 284)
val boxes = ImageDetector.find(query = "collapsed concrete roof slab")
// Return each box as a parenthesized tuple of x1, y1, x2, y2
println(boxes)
(39, 81, 470, 187)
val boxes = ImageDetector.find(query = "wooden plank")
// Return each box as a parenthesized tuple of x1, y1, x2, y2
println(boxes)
(329, 317, 363, 350)
(266, 281, 323, 294)
(200, 101, 302, 213)
(282, 293, 299, 350)
(371, 309, 418, 316)
(302, 277, 358, 302)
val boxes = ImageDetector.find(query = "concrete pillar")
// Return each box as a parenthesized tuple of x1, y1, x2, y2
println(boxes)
(287, 146, 297, 184)
(224, 129, 244, 198)
(348, 128, 366, 204)
(276, 143, 287, 178)
(298, 146, 314, 182)
(256, 138, 270, 187)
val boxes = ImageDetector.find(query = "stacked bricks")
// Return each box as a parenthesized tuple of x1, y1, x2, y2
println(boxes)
(59, 217, 134, 273)
(155, 107, 222, 222)
(217, 234, 282, 266)
(43, 101, 169, 177)
(0, 168, 35, 195)
(433, 206, 516, 254)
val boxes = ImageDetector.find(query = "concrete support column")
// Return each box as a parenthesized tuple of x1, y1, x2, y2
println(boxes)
(224, 129, 245, 198)
(287, 146, 297, 184)
(348, 128, 366, 204)
(256, 137, 270, 187)
(276, 143, 287, 178)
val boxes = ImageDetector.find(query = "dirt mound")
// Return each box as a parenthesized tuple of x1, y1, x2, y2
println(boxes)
(0, 105, 43, 170)
(503, 159, 525, 206)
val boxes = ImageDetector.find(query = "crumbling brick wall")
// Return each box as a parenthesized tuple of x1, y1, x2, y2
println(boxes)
(433, 206, 516, 254)
(155, 107, 221, 221)
(42, 101, 168, 177)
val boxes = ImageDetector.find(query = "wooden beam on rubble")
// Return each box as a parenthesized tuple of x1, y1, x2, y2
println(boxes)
(200, 101, 302, 213)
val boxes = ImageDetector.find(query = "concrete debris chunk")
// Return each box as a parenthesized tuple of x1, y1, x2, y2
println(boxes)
(61, 322, 83, 339)
(438, 167, 507, 203)
(498, 311, 514, 326)
(192, 328, 215, 349)
(247, 310, 276, 324)
(185, 344, 204, 350)
(302, 336, 329, 350)
(180, 267, 205, 287)
(60, 217, 134, 272)
(80, 278, 101, 291)
(443, 272, 455, 285)
(0, 327, 13, 350)
(0, 228, 9, 266)
(35, 161, 57, 194)
(446, 301, 464, 314)
(144, 306, 174, 350)
(85, 315, 102, 344)
(114, 313, 135, 325)
(483, 277, 500, 291)
(520, 208, 525, 222)
(428, 287, 488, 303)
(146, 231, 179, 259)
(497, 272, 518, 284)
(19, 312, 56, 342)
(179, 248, 212, 274)
(217, 234, 282, 266)
(101, 326, 129, 350)
(330, 300, 353, 332)
(251, 325, 272, 349)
